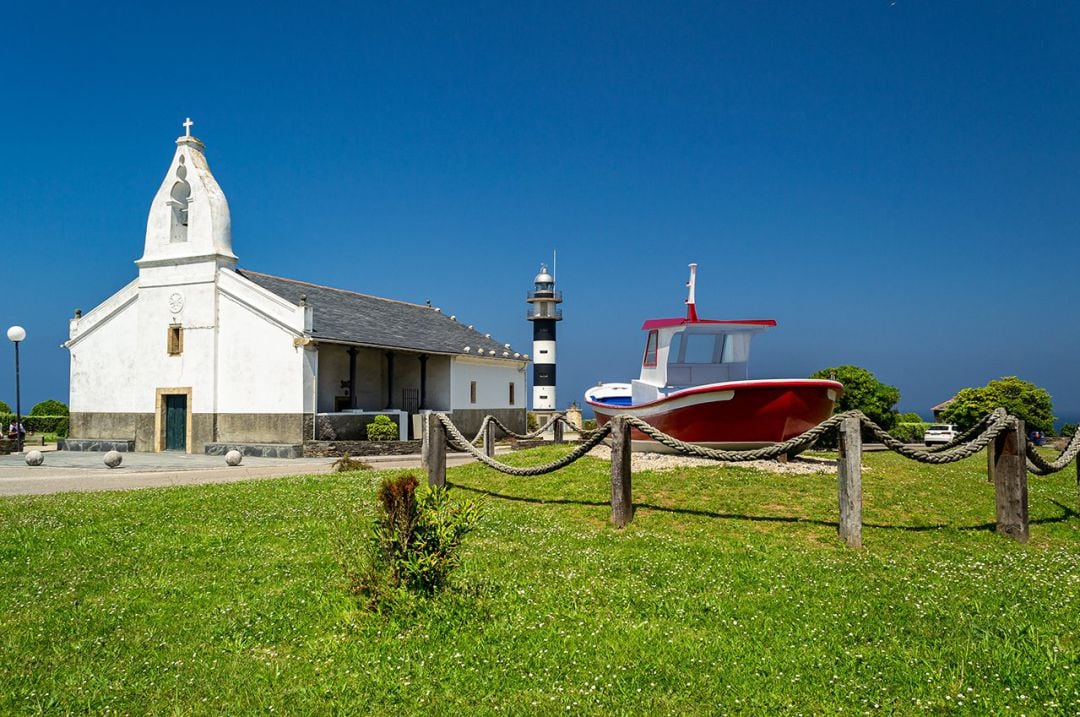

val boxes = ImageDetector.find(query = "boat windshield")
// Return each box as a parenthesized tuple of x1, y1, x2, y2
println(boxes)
(670, 332, 728, 364)
(664, 329, 751, 386)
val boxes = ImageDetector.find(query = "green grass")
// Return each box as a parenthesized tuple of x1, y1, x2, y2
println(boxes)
(1, 448, 1078, 714)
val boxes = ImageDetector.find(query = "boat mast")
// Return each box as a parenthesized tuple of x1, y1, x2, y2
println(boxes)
(685, 263, 699, 322)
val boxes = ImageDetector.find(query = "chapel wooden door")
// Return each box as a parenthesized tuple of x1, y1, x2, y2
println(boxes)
(165, 394, 187, 451)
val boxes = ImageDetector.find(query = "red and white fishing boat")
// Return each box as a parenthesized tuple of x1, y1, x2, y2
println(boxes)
(585, 264, 843, 452)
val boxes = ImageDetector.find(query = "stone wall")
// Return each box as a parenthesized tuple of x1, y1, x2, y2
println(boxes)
(59, 439, 137, 452)
(303, 440, 423, 458)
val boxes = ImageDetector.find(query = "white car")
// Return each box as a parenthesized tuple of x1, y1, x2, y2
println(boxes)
(924, 424, 958, 446)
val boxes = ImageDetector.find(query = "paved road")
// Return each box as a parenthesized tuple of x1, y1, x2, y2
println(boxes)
(0, 450, 483, 497)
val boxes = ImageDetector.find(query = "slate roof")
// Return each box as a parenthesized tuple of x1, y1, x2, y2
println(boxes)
(237, 269, 520, 359)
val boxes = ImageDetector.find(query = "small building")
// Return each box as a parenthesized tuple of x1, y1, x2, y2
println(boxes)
(63, 123, 527, 454)
(931, 398, 955, 423)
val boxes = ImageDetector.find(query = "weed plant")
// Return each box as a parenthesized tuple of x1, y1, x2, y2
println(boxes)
(347, 473, 481, 612)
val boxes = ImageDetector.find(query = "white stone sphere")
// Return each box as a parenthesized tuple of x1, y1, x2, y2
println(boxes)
(225, 450, 243, 466)
(25, 450, 44, 466)
(103, 451, 123, 468)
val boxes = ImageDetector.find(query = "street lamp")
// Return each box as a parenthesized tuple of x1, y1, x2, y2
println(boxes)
(6, 326, 25, 454)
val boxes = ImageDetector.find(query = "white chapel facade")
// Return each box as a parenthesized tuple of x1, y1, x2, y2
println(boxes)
(64, 123, 528, 454)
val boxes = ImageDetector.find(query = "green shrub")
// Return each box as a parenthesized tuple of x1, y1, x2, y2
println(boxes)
(582, 418, 597, 431)
(527, 412, 539, 432)
(4, 415, 68, 434)
(30, 399, 68, 416)
(890, 422, 928, 444)
(1062, 423, 1077, 439)
(0, 400, 9, 414)
(348, 473, 481, 610)
(366, 415, 399, 441)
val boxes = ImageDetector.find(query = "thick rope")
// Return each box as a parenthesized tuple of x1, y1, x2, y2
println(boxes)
(556, 416, 601, 439)
(925, 410, 1002, 452)
(436, 413, 613, 476)
(439, 407, 1065, 475)
(1025, 429, 1080, 475)
(624, 411, 857, 461)
(469, 412, 566, 445)
(857, 409, 1015, 464)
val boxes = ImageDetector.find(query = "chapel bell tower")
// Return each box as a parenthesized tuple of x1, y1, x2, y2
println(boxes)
(137, 118, 237, 271)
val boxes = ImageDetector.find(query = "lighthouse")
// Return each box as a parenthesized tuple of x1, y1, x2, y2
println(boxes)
(526, 263, 562, 410)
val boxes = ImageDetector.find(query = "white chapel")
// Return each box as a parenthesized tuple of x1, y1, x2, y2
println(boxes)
(63, 122, 528, 455)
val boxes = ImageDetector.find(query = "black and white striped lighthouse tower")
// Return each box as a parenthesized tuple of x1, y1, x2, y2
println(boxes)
(526, 263, 562, 410)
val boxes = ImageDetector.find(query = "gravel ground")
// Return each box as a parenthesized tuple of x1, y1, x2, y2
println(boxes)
(587, 446, 839, 474)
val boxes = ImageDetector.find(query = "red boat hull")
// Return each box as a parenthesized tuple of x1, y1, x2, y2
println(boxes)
(587, 379, 843, 451)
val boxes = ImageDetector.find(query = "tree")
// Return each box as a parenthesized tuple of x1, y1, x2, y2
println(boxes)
(940, 377, 1055, 433)
(0, 400, 10, 414)
(30, 399, 68, 416)
(810, 365, 900, 430)
(1062, 423, 1077, 439)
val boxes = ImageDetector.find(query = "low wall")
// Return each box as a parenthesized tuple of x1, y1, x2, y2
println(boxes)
(311, 412, 408, 441)
(205, 443, 303, 459)
(59, 439, 137, 452)
(304, 440, 423, 458)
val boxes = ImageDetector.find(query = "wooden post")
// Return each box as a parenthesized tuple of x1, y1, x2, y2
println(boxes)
(993, 419, 1028, 543)
(484, 420, 496, 458)
(610, 417, 633, 527)
(987, 442, 995, 483)
(422, 413, 446, 488)
(553, 418, 564, 444)
(837, 415, 863, 548)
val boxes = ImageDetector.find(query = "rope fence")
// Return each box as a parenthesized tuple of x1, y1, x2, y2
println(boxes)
(420, 408, 1080, 548)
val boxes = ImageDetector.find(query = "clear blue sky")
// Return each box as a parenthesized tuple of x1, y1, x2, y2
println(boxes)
(2, 1, 1078, 423)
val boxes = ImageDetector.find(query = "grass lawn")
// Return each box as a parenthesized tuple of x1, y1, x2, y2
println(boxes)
(1, 448, 1078, 714)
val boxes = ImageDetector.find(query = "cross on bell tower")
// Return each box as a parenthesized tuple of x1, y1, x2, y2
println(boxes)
(183, 118, 194, 136)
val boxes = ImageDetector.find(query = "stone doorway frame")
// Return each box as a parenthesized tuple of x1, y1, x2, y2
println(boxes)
(155, 387, 193, 453)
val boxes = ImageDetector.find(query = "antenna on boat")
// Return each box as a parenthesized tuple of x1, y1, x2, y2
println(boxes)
(685, 263, 699, 321)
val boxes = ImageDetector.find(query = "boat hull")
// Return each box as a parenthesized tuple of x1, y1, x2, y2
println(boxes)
(586, 379, 843, 452)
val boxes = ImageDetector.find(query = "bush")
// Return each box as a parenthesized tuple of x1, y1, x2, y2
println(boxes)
(811, 365, 901, 431)
(941, 377, 1055, 433)
(3, 415, 69, 435)
(347, 473, 481, 611)
(890, 422, 928, 444)
(1062, 423, 1077, 439)
(582, 418, 597, 431)
(366, 415, 399, 441)
(527, 412, 539, 432)
(30, 399, 68, 416)
(0, 400, 9, 414)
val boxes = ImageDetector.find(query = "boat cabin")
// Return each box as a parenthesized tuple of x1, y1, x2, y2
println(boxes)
(632, 317, 776, 405)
